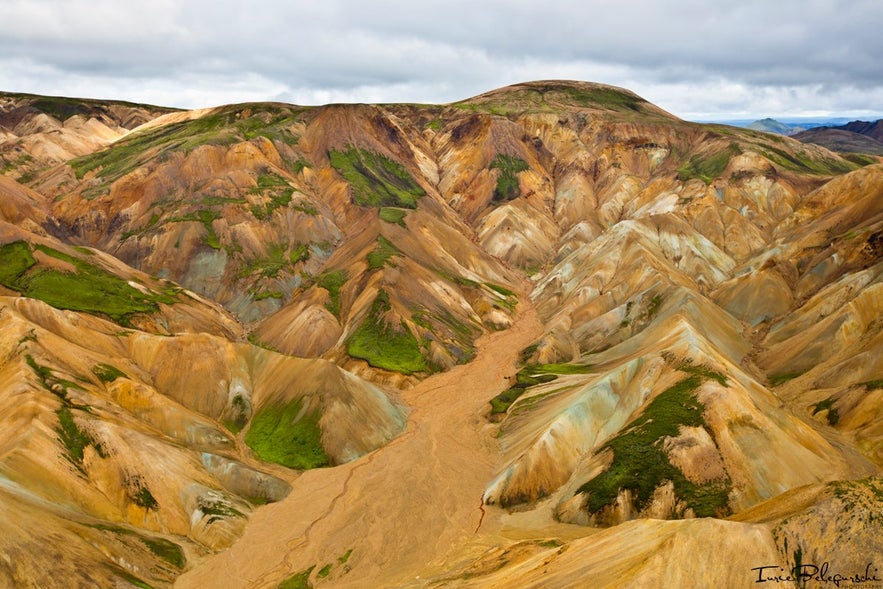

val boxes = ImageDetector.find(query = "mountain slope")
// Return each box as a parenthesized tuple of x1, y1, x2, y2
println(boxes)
(0, 81, 881, 588)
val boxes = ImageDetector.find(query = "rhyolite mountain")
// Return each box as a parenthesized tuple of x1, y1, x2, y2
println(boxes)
(0, 81, 881, 588)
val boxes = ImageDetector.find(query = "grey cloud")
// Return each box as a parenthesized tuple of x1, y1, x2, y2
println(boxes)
(0, 0, 881, 118)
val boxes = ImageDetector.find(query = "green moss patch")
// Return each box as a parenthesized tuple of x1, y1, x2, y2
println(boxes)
(90, 524, 185, 569)
(576, 375, 731, 517)
(69, 104, 306, 198)
(278, 567, 314, 589)
(317, 269, 348, 318)
(240, 242, 310, 280)
(379, 207, 408, 226)
(140, 536, 185, 569)
(769, 371, 805, 387)
(92, 363, 127, 383)
(249, 172, 295, 220)
(677, 143, 741, 184)
(759, 145, 856, 175)
(245, 399, 329, 470)
(0, 241, 176, 325)
(338, 549, 353, 565)
(196, 493, 244, 522)
(366, 236, 399, 270)
(0, 240, 36, 283)
(811, 396, 840, 426)
(56, 405, 99, 470)
(347, 291, 427, 374)
(111, 567, 154, 589)
(489, 154, 529, 202)
(489, 363, 594, 416)
(556, 86, 648, 111)
(328, 146, 425, 208)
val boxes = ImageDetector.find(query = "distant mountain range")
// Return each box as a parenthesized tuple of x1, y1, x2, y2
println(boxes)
(727, 117, 883, 156)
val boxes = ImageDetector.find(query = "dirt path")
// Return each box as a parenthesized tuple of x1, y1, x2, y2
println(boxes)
(175, 291, 544, 589)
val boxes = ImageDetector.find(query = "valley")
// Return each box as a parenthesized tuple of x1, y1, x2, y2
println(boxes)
(0, 80, 881, 588)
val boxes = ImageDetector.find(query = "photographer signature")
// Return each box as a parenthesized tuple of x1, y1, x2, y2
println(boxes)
(752, 563, 880, 587)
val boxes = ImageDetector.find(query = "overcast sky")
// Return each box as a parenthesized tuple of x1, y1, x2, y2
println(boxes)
(1, 0, 882, 120)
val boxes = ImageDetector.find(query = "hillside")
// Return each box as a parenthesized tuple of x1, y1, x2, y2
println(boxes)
(0, 80, 881, 588)
(794, 119, 883, 157)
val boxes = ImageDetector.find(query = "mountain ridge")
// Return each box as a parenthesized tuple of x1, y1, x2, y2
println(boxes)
(0, 80, 881, 588)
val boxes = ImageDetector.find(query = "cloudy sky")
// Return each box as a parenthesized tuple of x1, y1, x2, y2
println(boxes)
(1, 0, 882, 120)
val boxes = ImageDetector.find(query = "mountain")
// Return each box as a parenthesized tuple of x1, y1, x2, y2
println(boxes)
(746, 117, 803, 135)
(793, 119, 883, 158)
(1, 80, 881, 588)
(839, 119, 883, 142)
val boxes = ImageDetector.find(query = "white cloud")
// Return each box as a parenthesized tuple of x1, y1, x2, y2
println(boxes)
(0, 0, 881, 119)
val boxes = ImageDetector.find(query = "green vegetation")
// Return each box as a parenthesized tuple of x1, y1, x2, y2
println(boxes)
(293, 201, 319, 216)
(518, 343, 540, 364)
(758, 145, 856, 175)
(112, 567, 154, 589)
(666, 356, 728, 386)
(411, 308, 478, 365)
(249, 172, 295, 219)
(811, 397, 840, 426)
(490, 368, 559, 415)
(289, 158, 310, 175)
(317, 564, 332, 579)
(196, 494, 244, 522)
(90, 524, 185, 569)
(0, 153, 33, 175)
(31, 96, 96, 121)
(92, 363, 127, 383)
(843, 153, 879, 167)
(862, 379, 883, 390)
(347, 290, 427, 374)
(338, 549, 353, 565)
(646, 294, 663, 318)
(278, 567, 314, 589)
(490, 362, 594, 415)
(253, 291, 283, 301)
(379, 207, 408, 226)
(555, 85, 647, 111)
(27, 354, 72, 399)
(223, 393, 249, 434)
(69, 104, 305, 198)
(240, 242, 309, 280)
(829, 477, 883, 519)
(171, 208, 222, 249)
(28, 354, 103, 474)
(140, 536, 185, 569)
(524, 363, 594, 376)
(577, 375, 731, 517)
(677, 143, 741, 184)
(0, 240, 36, 283)
(489, 154, 529, 202)
(0, 241, 176, 325)
(485, 283, 515, 297)
(317, 270, 348, 317)
(328, 146, 425, 208)
(367, 236, 399, 270)
(452, 84, 648, 115)
(127, 476, 159, 510)
(56, 405, 98, 470)
(769, 371, 805, 387)
(245, 399, 329, 470)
